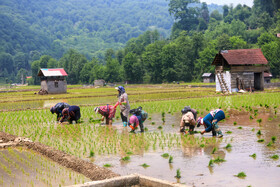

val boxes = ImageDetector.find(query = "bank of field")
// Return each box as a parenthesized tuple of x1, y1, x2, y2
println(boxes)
(0, 85, 280, 186)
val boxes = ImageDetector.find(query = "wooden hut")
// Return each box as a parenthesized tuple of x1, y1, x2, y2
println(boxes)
(212, 49, 269, 93)
(202, 73, 215, 83)
(37, 68, 68, 94)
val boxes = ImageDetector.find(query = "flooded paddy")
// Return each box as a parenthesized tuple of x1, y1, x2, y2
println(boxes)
(94, 111, 280, 187)
(0, 148, 90, 186)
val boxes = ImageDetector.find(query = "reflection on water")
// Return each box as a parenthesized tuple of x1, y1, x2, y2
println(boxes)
(94, 112, 280, 187)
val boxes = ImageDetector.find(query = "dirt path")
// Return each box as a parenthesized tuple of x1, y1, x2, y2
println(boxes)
(0, 131, 119, 181)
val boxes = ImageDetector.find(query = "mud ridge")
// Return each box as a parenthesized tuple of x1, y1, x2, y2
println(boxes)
(0, 131, 119, 181)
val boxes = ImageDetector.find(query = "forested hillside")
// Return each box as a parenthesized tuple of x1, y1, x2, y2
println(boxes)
(1, 0, 280, 85)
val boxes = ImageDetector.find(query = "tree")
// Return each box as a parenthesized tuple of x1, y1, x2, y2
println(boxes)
(201, 2, 210, 23)
(223, 5, 229, 18)
(168, 0, 200, 32)
(210, 10, 223, 21)
(261, 41, 280, 78)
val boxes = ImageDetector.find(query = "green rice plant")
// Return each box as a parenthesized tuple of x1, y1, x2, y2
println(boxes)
(140, 163, 150, 168)
(256, 118, 262, 125)
(126, 151, 133, 155)
(251, 128, 255, 131)
(121, 156, 131, 161)
(213, 157, 226, 163)
(89, 150, 95, 157)
(271, 136, 276, 143)
(267, 142, 273, 147)
(226, 131, 232, 134)
(257, 139, 264, 142)
(249, 115, 254, 120)
(161, 153, 169, 158)
(169, 156, 173, 163)
(103, 164, 112, 167)
(271, 154, 279, 160)
(249, 153, 256, 159)
(238, 126, 242, 129)
(200, 144, 205, 148)
(208, 159, 214, 167)
(144, 127, 148, 131)
(256, 130, 262, 135)
(151, 122, 155, 125)
(211, 147, 217, 154)
(233, 121, 237, 126)
(236, 172, 246, 178)
(225, 143, 232, 149)
(158, 126, 163, 130)
(175, 169, 181, 179)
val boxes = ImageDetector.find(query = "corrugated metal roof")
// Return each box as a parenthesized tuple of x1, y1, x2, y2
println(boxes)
(212, 49, 268, 65)
(37, 68, 68, 77)
(202, 73, 213, 77)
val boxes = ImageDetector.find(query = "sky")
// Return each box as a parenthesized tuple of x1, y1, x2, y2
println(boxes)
(201, 0, 254, 7)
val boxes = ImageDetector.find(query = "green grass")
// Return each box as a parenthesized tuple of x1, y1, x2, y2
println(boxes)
(121, 156, 131, 161)
(175, 169, 181, 179)
(225, 143, 232, 149)
(257, 139, 264, 142)
(208, 159, 214, 167)
(169, 156, 173, 163)
(271, 154, 279, 160)
(213, 157, 226, 163)
(226, 131, 232, 134)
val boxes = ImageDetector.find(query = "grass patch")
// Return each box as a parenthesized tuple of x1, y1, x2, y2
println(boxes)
(169, 156, 173, 163)
(225, 143, 232, 149)
(257, 139, 264, 142)
(226, 131, 232, 134)
(175, 169, 181, 179)
(213, 157, 225, 163)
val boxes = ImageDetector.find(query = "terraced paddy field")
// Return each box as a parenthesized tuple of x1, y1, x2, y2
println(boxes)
(0, 84, 280, 186)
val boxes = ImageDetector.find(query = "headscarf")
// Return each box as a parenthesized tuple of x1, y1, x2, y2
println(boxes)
(115, 86, 125, 96)
(197, 117, 203, 127)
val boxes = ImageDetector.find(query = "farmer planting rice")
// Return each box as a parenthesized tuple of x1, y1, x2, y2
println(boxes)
(128, 106, 148, 133)
(50, 102, 70, 121)
(197, 109, 225, 138)
(60, 105, 81, 124)
(180, 106, 197, 134)
(94, 104, 117, 125)
(115, 86, 130, 127)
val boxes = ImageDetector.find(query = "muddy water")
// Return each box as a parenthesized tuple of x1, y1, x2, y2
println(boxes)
(0, 148, 90, 186)
(95, 112, 280, 187)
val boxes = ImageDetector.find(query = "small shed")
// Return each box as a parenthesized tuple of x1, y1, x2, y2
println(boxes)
(37, 68, 68, 94)
(94, 79, 106, 86)
(264, 72, 272, 83)
(202, 73, 215, 83)
(212, 49, 269, 93)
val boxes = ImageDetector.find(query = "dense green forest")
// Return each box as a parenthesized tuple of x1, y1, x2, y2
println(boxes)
(1, 0, 280, 84)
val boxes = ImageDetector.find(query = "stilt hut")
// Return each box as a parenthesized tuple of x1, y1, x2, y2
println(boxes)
(212, 49, 269, 93)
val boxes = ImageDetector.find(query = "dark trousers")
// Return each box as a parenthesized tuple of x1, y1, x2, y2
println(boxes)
(121, 112, 127, 122)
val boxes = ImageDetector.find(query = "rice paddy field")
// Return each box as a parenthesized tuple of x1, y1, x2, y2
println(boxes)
(1, 84, 280, 187)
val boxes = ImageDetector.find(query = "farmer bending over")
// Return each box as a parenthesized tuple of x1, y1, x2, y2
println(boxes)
(197, 109, 225, 138)
(180, 106, 197, 134)
(50, 102, 70, 121)
(128, 107, 148, 133)
(94, 104, 116, 125)
(60, 105, 81, 124)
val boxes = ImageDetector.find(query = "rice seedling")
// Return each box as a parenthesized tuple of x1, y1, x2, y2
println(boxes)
(200, 144, 205, 148)
(233, 121, 237, 126)
(168, 156, 173, 163)
(158, 126, 163, 130)
(103, 164, 112, 167)
(226, 131, 232, 134)
(235, 172, 246, 178)
(225, 143, 232, 149)
(208, 159, 214, 167)
(89, 150, 95, 157)
(140, 163, 150, 168)
(257, 139, 264, 142)
(249, 115, 254, 120)
(271, 136, 276, 143)
(238, 127, 242, 129)
(211, 147, 217, 154)
(256, 119, 262, 125)
(271, 154, 279, 160)
(121, 156, 130, 161)
(161, 153, 169, 158)
(267, 142, 273, 147)
(256, 130, 262, 135)
(175, 169, 181, 179)
(249, 153, 256, 159)
(213, 157, 226, 163)
(251, 128, 255, 131)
